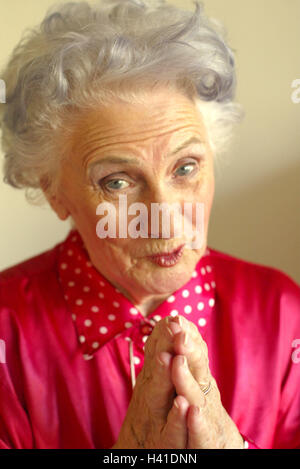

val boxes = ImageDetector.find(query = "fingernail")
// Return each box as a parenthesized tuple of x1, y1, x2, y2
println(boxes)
(172, 315, 184, 328)
(157, 355, 165, 366)
(183, 332, 189, 346)
(174, 398, 180, 409)
(179, 355, 187, 367)
(167, 322, 181, 337)
(183, 332, 192, 349)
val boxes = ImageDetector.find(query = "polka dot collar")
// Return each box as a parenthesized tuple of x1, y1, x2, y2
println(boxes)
(58, 230, 216, 358)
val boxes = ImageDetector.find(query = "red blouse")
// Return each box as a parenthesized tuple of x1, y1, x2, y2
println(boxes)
(0, 229, 299, 449)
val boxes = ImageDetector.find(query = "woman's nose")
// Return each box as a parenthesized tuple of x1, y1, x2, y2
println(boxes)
(143, 184, 184, 240)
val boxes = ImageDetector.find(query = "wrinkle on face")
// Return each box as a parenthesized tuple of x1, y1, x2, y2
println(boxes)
(54, 86, 215, 314)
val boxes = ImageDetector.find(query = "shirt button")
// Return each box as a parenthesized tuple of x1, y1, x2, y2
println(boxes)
(141, 325, 153, 335)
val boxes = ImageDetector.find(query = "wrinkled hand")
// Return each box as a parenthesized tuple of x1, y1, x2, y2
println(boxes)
(113, 317, 189, 449)
(165, 315, 244, 449)
(113, 315, 244, 449)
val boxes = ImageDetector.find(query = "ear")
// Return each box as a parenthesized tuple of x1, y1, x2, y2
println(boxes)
(40, 176, 70, 221)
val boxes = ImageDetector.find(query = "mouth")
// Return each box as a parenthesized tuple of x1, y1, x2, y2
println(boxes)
(147, 244, 185, 268)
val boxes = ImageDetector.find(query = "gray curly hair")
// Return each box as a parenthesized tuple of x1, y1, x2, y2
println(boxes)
(0, 0, 243, 203)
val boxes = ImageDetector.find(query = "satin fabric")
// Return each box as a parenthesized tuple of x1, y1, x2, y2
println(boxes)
(0, 229, 299, 449)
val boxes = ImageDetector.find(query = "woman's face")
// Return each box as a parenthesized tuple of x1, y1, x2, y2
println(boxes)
(52, 87, 215, 309)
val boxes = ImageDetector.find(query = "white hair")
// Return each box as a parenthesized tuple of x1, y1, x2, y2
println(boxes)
(0, 0, 243, 203)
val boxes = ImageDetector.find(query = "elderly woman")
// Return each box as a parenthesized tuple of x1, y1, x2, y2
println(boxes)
(0, 0, 299, 450)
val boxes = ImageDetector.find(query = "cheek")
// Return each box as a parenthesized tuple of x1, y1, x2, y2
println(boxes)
(189, 174, 214, 233)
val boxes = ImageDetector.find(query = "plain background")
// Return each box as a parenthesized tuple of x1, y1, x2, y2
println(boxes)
(0, 0, 299, 284)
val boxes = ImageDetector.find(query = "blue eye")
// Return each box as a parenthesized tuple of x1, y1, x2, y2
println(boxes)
(175, 162, 196, 176)
(105, 179, 130, 191)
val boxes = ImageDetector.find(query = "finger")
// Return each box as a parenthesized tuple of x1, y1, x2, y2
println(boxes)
(169, 315, 210, 384)
(144, 317, 181, 366)
(143, 351, 175, 421)
(170, 315, 205, 346)
(186, 405, 212, 449)
(172, 330, 209, 384)
(161, 395, 189, 449)
(140, 318, 182, 423)
(171, 355, 206, 408)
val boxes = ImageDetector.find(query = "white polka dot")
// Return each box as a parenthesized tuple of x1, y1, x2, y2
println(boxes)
(198, 318, 207, 327)
(211, 281, 216, 288)
(129, 307, 138, 315)
(142, 336, 148, 343)
(60, 263, 68, 270)
(195, 285, 202, 294)
(71, 314, 76, 321)
(83, 354, 93, 361)
(83, 286, 90, 292)
(201, 267, 206, 275)
(206, 265, 212, 273)
(108, 314, 116, 321)
(68, 281, 75, 287)
(125, 322, 133, 329)
(170, 310, 179, 317)
(244, 441, 249, 449)
(84, 319, 92, 327)
(192, 271, 198, 278)
(86, 261, 92, 267)
(64, 294, 69, 301)
(75, 268, 81, 275)
(75, 299, 83, 306)
(112, 301, 120, 308)
(124, 337, 131, 342)
(99, 281, 105, 287)
(184, 305, 192, 314)
(67, 250, 73, 256)
(98, 292, 104, 299)
(182, 289, 189, 298)
(115, 288, 120, 293)
(79, 335, 86, 343)
(197, 302, 205, 311)
(208, 298, 215, 307)
(153, 315, 161, 322)
(92, 341, 100, 349)
(204, 283, 210, 291)
(167, 295, 175, 303)
(99, 327, 108, 334)
(71, 236, 78, 242)
(91, 306, 99, 313)
(133, 356, 141, 365)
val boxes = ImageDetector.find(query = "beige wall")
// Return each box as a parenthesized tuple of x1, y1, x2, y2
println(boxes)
(0, 0, 299, 284)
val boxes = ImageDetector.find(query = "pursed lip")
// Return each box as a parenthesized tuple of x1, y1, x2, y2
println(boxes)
(147, 244, 185, 257)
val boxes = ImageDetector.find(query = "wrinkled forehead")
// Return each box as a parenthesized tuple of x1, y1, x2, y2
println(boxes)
(66, 90, 209, 162)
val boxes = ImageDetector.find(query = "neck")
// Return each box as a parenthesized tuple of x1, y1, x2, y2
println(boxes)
(113, 283, 169, 317)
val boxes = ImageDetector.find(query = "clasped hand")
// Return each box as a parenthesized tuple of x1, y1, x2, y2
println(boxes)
(113, 315, 244, 449)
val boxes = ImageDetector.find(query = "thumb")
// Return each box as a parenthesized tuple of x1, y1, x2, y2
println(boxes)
(161, 395, 189, 449)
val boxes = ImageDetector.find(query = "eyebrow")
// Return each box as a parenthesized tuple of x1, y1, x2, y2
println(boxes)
(88, 136, 204, 168)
